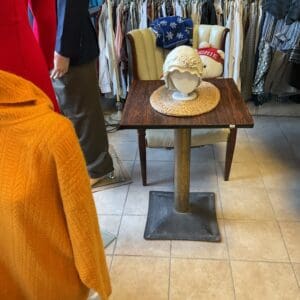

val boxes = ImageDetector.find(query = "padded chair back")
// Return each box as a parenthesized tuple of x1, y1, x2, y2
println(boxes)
(127, 28, 168, 80)
(192, 24, 228, 51)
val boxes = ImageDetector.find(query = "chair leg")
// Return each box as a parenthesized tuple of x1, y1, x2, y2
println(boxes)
(138, 129, 147, 186)
(224, 128, 237, 181)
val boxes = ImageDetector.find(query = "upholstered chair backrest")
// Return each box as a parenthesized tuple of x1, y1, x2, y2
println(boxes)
(127, 28, 168, 80)
(192, 24, 228, 51)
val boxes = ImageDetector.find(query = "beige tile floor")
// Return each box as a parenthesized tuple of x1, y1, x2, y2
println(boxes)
(95, 116, 300, 300)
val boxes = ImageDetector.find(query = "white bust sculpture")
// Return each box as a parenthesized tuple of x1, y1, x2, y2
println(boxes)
(163, 46, 203, 101)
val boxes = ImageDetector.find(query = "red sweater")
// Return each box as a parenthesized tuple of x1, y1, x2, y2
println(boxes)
(0, 0, 59, 112)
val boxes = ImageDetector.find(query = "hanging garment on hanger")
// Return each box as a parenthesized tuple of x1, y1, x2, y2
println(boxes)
(175, 0, 183, 17)
(201, 0, 218, 25)
(252, 12, 276, 99)
(241, 1, 259, 100)
(289, 41, 300, 89)
(214, 0, 223, 25)
(255, 2, 263, 51)
(115, 2, 124, 62)
(98, 3, 111, 93)
(191, 1, 199, 25)
(262, 0, 290, 20)
(224, 0, 243, 90)
(264, 50, 300, 97)
(286, 0, 300, 25)
(139, 0, 148, 29)
(270, 20, 300, 51)
(162, 1, 167, 17)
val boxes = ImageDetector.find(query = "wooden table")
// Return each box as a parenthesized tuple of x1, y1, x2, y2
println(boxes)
(120, 79, 254, 241)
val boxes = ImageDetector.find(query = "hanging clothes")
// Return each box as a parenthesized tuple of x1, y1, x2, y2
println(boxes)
(139, 0, 148, 29)
(224, 0, 244, 90)
(175, 0, 184, 17)
(98, 3, 111, 93)
(201, 0, 218, 25)
(0, 0, 59, 112)
(288, 41, 300, 89)
(241, 1, 259, 100)
(252, 12, 276, 100)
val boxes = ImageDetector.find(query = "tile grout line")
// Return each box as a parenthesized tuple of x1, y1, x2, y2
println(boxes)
(111, 252, 299, 264)
(110, 180, 131, 260)
(212, 148, 237, 300)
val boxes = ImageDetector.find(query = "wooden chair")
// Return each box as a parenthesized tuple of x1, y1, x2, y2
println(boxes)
(127, 25, 236, 186)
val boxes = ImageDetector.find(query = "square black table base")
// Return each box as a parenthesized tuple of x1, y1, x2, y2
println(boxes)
(144, 191, 220, 242)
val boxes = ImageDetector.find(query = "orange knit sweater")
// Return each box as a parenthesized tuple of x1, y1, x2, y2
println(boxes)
(0, 71, 111, 300)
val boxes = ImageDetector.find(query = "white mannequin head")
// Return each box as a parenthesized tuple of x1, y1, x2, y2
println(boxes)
(163, 46, 203, 101)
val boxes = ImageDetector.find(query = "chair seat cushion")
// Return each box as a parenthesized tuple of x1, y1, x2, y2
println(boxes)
(146, 128, 230, 148)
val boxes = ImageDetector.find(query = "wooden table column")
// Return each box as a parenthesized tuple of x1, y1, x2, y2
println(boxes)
(174, 128, 191, 213)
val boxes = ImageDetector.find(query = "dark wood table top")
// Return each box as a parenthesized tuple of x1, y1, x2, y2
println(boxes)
(120, 79, 254, 129)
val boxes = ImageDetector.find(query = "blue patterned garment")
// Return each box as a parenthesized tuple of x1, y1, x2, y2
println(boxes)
(150, 16, 193, 49)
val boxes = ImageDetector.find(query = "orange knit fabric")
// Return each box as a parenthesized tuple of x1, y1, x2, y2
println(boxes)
(0, 70, 111, 300)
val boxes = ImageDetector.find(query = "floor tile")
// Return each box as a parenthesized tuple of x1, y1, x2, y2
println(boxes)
(110, 256, 169, 300)
(259, 160, 300, 190)
(249, 135, 295, 163)
(189, 161, 218, 189)
(122, 160, 135, 177)
(231, 261, 300, 300)
(217, 161, 264, 189)
(220, 187, 275, 220)
(225, 220, 289, 261)
(124, 185, 173, 216)
(236, 128, 250, 141)
(290, 143, 300, 162)
(93, 185, 128, 215)
(144, 147, 174, 161)
(246, 116, 280, 137)
(111, 141, 137, 161)
(280, 222, 300, 263)
(171, 220, 228, 259)
(132, 157, 217, 189)
(213, 141, 255, 163)
(115, 216, 171, 257)
(190, 145, 215, 163)
(106, 255, 112, 270)
(268, 189, 300, 221)
(108, 129, 137, 143)
(98, 215, 121, 255)
(293, 263, 300, 287)
(131, 160, 174, 187)
(170, 258, 234, 300)
(279, 117, 300, 146)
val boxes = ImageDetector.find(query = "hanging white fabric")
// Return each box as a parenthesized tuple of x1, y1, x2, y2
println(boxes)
(224, 0, 243, 90)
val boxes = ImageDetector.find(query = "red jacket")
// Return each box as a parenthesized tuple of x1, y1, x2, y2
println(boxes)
(0, 0, 59, 112)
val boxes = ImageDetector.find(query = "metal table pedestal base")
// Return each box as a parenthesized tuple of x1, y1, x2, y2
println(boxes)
(144, 191, 220, 242)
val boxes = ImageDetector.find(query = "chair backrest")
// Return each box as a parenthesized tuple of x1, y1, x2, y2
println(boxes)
(192, 24, 228, 51)
(127, 28, 168, 80)
(127, 25, 229, 80)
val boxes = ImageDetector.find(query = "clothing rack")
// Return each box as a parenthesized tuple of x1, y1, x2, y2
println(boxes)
(104, 0, 124, 121)
(107, 0, 122, 112)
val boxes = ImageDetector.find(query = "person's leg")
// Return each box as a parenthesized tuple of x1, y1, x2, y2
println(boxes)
(52, 60, 114, 179)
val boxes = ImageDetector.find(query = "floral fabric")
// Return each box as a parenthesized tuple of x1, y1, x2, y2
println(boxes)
(150, 16, 193, 49)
